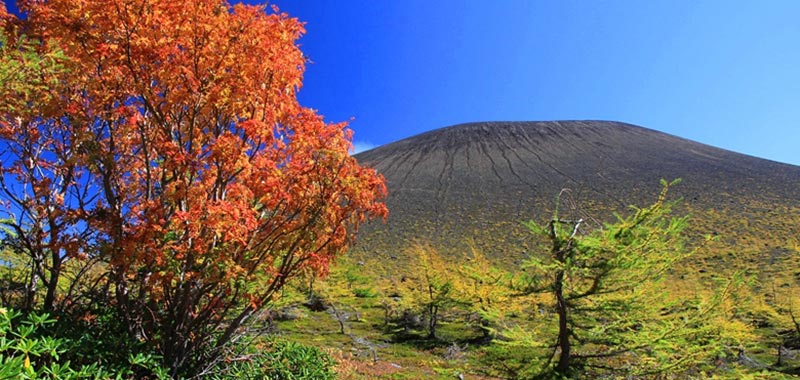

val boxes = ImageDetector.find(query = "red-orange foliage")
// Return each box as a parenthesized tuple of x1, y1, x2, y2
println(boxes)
(2, 0, 386, 374)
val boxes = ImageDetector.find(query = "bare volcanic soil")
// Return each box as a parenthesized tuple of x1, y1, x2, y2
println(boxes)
(352, 121, 800, 266)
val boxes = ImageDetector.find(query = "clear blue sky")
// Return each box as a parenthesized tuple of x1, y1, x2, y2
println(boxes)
(6, 1, 799, 165)
(268, 1, 800, 165)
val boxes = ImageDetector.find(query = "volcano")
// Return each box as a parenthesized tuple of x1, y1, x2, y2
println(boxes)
(352, 121, 800, 268)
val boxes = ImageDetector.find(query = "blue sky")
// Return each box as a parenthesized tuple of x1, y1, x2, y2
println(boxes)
(6, 1, 799, 164)
(267, 1, 800, 165)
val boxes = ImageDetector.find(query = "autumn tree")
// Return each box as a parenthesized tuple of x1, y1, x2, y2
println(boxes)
(397, 243, 468, 339)
(457, 247, 529, 343)
(1, 1, 387, 376)
(506, 180, 749, 379)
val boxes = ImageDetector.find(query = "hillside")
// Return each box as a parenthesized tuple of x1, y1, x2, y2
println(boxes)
(279, 121, 800, 378)
(353, 121, 800, 272)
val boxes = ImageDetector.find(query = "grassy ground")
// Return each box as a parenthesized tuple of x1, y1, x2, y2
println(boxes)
(258, 196, 800, 379)
(269, 295, 800, 379)
(270, 286, 506, 379)
(265, 238, 800, 380)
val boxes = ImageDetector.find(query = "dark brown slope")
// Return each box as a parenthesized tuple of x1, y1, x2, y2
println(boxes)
(352, 121, 800, 264)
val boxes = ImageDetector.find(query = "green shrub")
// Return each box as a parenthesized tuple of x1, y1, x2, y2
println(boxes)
(208, 339, 336, 380)
(0, 307, 169, 379)
(352, 287, 378, 298)
(0, 306, 335, 379)
(53, 307, 160, 375)
(344, 264, 370, 287)
(0, 308, 63, 379)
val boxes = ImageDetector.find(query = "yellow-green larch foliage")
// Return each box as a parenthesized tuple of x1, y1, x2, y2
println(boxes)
(396, 242, 470, 339)
(502, 180, 753, 379)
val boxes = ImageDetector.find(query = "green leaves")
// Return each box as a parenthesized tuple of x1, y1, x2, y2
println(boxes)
(0, 309, 66, 379)
(0, 307, 173, 379)
(207, 339, 336, 380)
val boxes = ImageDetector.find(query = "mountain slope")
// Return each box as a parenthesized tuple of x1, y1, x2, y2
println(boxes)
(352, 121, 800, 268)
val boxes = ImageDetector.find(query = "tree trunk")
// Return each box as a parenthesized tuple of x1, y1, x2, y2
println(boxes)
(428, 304, 438, 339)
(330, 302, 346, 334)
(24, 262, 39, 312)
(550, 220, 572, 376)
(554, 267, 571, 375)
(43, 258, 61, 312)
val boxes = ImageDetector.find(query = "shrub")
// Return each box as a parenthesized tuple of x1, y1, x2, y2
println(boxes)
(52, 307, 169, 379)
(0, 308, 169, 379)
(353, 287, 379, 298)
(208, 339, 336, 380)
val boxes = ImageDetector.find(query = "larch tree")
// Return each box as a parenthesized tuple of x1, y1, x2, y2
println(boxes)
(1, 0, 387, 376)
(508, 180, 749, 379)
(457, 247, 518, 342)
(398, 242, 468, 339)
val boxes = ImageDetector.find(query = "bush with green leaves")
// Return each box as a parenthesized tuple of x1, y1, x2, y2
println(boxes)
(352, 287, 379, 298)
(51, 307, 158, 375)
(0, 307, 169, 379)
(0, 308, 63, 379)
(207, 339, 336, 380)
